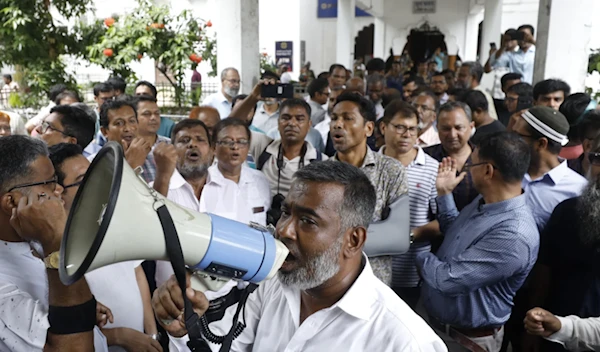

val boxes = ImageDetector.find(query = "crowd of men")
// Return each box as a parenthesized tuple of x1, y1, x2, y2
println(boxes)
(2, 21, 600, 352)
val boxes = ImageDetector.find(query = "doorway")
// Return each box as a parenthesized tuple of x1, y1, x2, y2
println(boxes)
(354, 24, 374, 64)
(403, 22, 447, 63)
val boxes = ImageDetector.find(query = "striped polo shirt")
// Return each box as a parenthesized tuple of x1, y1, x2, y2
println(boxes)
(379, 145, 439, 287)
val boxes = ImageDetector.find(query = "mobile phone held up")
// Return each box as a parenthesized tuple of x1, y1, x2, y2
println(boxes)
(261, 83, 294, 99)
(490, 42, 497, 50)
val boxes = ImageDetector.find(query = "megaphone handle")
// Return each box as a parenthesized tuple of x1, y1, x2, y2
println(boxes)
(155, 205, 206, 348)
(190, 273, 230, 292)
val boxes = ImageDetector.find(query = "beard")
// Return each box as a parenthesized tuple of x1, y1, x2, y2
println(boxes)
(278, 234, 343, 290)
(577, 180, 600, 248)
(177, 162, 209, 180)
(224, 86, 239, 98)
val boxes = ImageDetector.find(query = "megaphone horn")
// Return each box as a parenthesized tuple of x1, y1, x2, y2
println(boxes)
(59, 141, 289, 290)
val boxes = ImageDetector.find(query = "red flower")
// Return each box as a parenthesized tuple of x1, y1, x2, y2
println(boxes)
(103, 48, 114, 57)
(104, 17, 115, 28)
(137, 54, 143, 60)
(189, 53, 202, 63)
(206, 20, 212, 27)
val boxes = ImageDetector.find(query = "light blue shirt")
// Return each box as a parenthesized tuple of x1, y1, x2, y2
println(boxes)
(416, 193, 539, 328)
(251, 102, 280, 133)
(202, 91, 232, 119)
(266, 127, 325, 153)
(509, 46, 536, 84)
(522, 159, 587, 232)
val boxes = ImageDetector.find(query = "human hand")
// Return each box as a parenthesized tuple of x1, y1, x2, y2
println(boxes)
(118, 328, 163, 352)
(523, 32, 535, 44)
(524, 307, 562, 338)
(153, 142, 178, 180)
(124, 137, 152, 169)
(152, 273, 209, 338)
(9, 192, 66, 253)
(96, 301, 114, 328)
(436, 157, 466, 196)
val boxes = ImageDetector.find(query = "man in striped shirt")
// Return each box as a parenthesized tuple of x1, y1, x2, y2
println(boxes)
(378, 100, 439, 308)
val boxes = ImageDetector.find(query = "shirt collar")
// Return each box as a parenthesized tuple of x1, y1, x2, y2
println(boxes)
(334, 146, 375, 168)
(218, 90, 230, 104)
(476, 192, 528, 214)
(258, 102, 280, 116)
(206, 164, 252, 186)
(377, 145, 426, 165)
(544, 159, 571, 185)
(169, 169, 188, 190)
(265, 140, 317, 161)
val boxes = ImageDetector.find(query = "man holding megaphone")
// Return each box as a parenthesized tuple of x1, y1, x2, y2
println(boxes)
(152, 161, 447, 352)
(0, 136, 104, 352)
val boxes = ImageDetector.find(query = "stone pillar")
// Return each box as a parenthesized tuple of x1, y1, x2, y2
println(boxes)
(373, 17, 386, 59)
(479, 0, 502, 64)
(216, 0, 260, 94)
(336, 0, 355, 70)
(533, 0, 596, 91)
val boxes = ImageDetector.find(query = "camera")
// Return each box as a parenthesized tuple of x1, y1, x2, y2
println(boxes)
(266, 193, 286, 226)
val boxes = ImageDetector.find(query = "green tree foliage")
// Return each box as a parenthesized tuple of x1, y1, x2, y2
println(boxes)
(0, 0, 97, 106)
(87, 0, 217, 107)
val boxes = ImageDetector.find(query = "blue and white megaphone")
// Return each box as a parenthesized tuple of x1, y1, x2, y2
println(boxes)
(59, 142, 289, 292)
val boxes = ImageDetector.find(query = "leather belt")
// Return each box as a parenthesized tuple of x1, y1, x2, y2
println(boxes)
(429, 317, 501, 352)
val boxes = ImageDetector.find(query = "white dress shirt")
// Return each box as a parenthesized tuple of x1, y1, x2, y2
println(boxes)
(546, 315, 600, 352)
(85, 261, 145, 352)
(202, 91, 232, 119)
(198, 256, 447, 352)
(314, 114, 331, 146)
(0, 240, 108, 352)
(200, 164, 271, 225)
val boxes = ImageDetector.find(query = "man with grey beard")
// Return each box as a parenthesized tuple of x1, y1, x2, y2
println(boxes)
(524, 134, 600, 352)
(151, 119, 214, 287)
(152, 161, 447, 351)
(202, 67, 241, 120)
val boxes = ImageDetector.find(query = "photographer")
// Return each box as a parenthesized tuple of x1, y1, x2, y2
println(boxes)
(256, 98, 326, 225)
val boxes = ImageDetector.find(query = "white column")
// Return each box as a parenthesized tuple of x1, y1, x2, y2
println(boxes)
(533, 0, 596, 92)
(216, 0, 259, 94)
(336, 0, 355, 69)
(373, 17, 386, 59)
(479, 0, 502, 64)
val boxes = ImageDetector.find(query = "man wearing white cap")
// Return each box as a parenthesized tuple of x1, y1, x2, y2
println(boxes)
(513, 106, 587, 232)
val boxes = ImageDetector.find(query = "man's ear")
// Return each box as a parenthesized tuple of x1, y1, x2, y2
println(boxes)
(100, 127, 107, 137)
(365, 121, 375, 138)
(343, 226, 366, 259)
(68, 137, 78, 145)
(0, 193, 18, 216)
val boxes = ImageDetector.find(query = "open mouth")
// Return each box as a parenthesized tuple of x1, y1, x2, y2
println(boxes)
(122, 135, 134, 142)
(186, 150, 200, 161)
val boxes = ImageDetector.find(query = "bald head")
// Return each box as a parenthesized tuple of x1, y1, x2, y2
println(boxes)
(189, 106, 221, 138)
(346, 77, 365, 96)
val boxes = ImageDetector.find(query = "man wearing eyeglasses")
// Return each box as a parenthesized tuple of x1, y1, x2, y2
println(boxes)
(47, 143, 163, 352)
(416, 131, 539, 352)
(0, 136, 105, 352)
(202, 67, 240, 120)
(413, 91, 441, 147)
(378, 100, 439, 308)
(35, 105, 96, 155)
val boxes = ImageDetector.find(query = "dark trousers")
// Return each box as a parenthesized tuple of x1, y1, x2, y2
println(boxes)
(393, 286, 421, 310)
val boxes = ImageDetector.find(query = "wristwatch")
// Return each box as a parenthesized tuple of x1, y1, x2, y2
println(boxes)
(44, 251, 60, 269)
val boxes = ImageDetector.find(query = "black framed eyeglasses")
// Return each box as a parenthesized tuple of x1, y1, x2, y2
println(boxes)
(588, 152, 600, 166)
(460, 161, 496, 174)
(63, 180, 83, 190)
(7, 175, 59, 193)
(216, 140, 250, 148)
(38, 121, 73, 137)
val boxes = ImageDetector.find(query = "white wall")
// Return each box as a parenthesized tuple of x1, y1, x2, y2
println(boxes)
(299, 0, 374, 75)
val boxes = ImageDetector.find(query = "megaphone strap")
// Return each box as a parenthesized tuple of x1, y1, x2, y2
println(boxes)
(155, 205, 209, 351)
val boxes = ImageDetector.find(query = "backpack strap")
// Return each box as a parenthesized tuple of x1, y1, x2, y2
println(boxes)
(256, 141, 275, 171)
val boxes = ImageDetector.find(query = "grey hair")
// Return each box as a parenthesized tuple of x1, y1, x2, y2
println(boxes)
(438, 101, 472, 122)
(0, 136, 49, 193)
(293, 160, 376, 230)
(220, 67, 238, 81)
(461, 61, 484, 83)
(366, 73, 386, 87)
